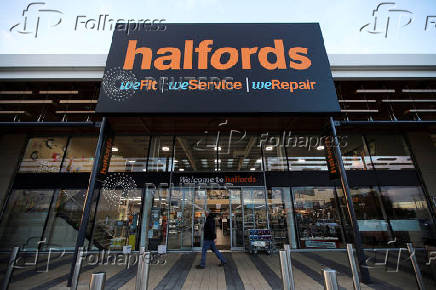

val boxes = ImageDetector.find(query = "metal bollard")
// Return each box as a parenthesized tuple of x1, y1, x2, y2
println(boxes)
(322, 268, 339, 290)
(279, 251, 291, 290)
(346, 244, 361, 290)
(135, 247, 151, 290)
(1, 246, 20, 290)
(71, 247, 84, 290)
(407, 243, 425, 290)
(90, 272, 106, 290)
(283, 245, 295, 290)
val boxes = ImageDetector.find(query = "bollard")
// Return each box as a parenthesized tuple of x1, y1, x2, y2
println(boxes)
(90, 272, 106, 290)
(407, 243, 425, 290)
(346, 244, 361, 290)
(1, 246, 20, 290)
(279, 250, 290, 290)
(71, 247, 84, 290)
(283, 245, 295, 290)
(322, 268, 339, 290)
(135, 248, 151, 290)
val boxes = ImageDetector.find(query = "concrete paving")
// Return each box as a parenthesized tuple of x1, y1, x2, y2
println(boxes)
(3, 251, 436, 289)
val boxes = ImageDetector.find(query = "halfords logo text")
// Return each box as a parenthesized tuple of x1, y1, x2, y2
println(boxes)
(123, 39, 312, 71)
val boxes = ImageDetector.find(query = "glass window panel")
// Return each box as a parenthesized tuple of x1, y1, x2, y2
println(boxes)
(262, 134, 288, 171)
(286, 135, 327, 171)
(173, 135, 216, 172)
(219, 134, 262, 172)
(146, 188, 169, 250)
(109, 136, 149, 172)
(268, 187, 297, 249)
(19, 137, 68, 173)
(148, 136, 173, 172)
(292, 187, 345, 248)
(0, 189, 53, 250)
(44, 189, 87, 249)
(365, 134, 414, 170)
(381, 186, 435, 247)
(93, 188, 142, 250)
(340, 135, 368, 170)
(62, 136, 98, 173)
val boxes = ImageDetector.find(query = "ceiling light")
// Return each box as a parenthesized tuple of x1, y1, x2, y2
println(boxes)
(112, 147, 119, 152)
(39, 90, 79, 94)
(214, 146, 222, 151)
(402, 89, 436, 93)
(55, 110, 95, 114)
(256, 158, 262, 163)
(265, 146, 273, 151)
(250, 168, 256, 171)
(161, 146, 170, 151)
(0, 111, 26, 114)
(142, 168, 147, 172)
(128, 160, 136, 163)
(0, 100, 53, 104)
(59, 100, 97, 104)
(316, 145, 325, 151)
(179, 168, 184, 171)
(356, 89, 395, 93)
(0, 91, 32, 94)
(214, 159, 222, 163)
(298, 159, 306, 163)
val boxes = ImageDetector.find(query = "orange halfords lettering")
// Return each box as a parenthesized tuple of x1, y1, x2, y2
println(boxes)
(123, 39, 312, 71)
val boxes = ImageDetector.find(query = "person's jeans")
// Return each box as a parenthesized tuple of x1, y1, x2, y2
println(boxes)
(200, 239, 227, 267)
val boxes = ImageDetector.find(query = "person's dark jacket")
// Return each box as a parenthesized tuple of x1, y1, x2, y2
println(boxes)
(203, 214, 216, 241)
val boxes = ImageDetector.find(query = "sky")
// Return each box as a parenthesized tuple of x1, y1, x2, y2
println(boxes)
(0, 0, 435, 55)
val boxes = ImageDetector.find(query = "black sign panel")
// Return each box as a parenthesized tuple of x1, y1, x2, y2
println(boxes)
(323, 136, 340, 180)
(96, 23, 339, 114)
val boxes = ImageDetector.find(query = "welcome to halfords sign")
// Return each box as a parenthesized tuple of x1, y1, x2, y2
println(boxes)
(96, 23, 339, 114)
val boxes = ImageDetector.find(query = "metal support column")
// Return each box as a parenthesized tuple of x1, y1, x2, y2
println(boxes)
(329, 117, 370, 283)
(68, 117, 108, 286)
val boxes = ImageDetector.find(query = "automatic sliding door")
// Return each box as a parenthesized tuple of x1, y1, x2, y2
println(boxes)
(193, 188, 207, 249)
(168, 186, 193, 250)
(241, 187, 268, 248)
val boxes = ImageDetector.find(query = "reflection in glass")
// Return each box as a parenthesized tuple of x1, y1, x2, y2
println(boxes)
(242, 187, 268, 247)
(146, 188, 169, 250)
(365, 135, 414, 170)
(167, 187, 193, 250)
(148, 136, 174, 172)
(286, 135, 327, 171)
(93, 188, 142, 250)
(62, 136, 98, 172)
(219, 134, 262, 171)
(173, 136, 216, 172)
(19, 137, 68, 173)
(230, 188, 244, 248)
(292, 187, 345, 248)
(262, 135, 288, 171)
(109, 136, 149, 172)
(0, 189, 53, 250)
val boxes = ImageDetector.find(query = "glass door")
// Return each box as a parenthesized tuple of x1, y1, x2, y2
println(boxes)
(230, 188, 244, 249)
(193, 188, 207, 250)
(167, 186, 193, 250)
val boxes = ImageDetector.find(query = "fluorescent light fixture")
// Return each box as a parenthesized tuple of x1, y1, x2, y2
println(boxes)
(250, 167, 256, 171)
(161, 146, 170, 151)
(297, 159, 306, 163)
(407, 109, 436, 113)
(265, 146, 273, 151)
(0, 111, 26, 114)
(0, 91, 32, 94)
(59, 100, 97, 104)
(179, 168, 185, 171)
(339, 100, 376, 103)
(112, 147, 119, 152)
(402, 89, 436, 93)
(316, 145, 325, 151)
(382, 99, 436, 103)
(341, 109, 379, 113)
(39, 90, 79, 94)
(356, 89, 395, 93)
(55, 110, 95, 114)
(142, 168, 147, 172)
(0, 100, 53, 104)
(256, 158, 262, 163)
(128, 160, 136, 163)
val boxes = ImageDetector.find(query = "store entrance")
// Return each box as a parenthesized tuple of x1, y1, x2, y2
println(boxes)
(165, 186, 267, 251)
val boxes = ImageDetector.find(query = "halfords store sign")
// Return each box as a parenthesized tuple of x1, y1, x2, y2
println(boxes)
(96, 23, 339, 114)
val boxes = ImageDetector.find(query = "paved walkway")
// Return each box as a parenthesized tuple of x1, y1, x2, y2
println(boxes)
(5, 251, 436, 289)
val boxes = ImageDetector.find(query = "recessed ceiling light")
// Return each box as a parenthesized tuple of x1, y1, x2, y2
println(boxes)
(250, 168, 256, 171)
(265, 146, 273, 151)
(214, 146, 222, 151)
(162, 146, 170, 151)
(112, 147, 119, 152)
(316, 145, 325, 151)
(179, 168, 184, 171)
(214, 159, 222, 163)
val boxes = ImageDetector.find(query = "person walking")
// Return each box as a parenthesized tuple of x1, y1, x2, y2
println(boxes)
(196, 212, 227, 269)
